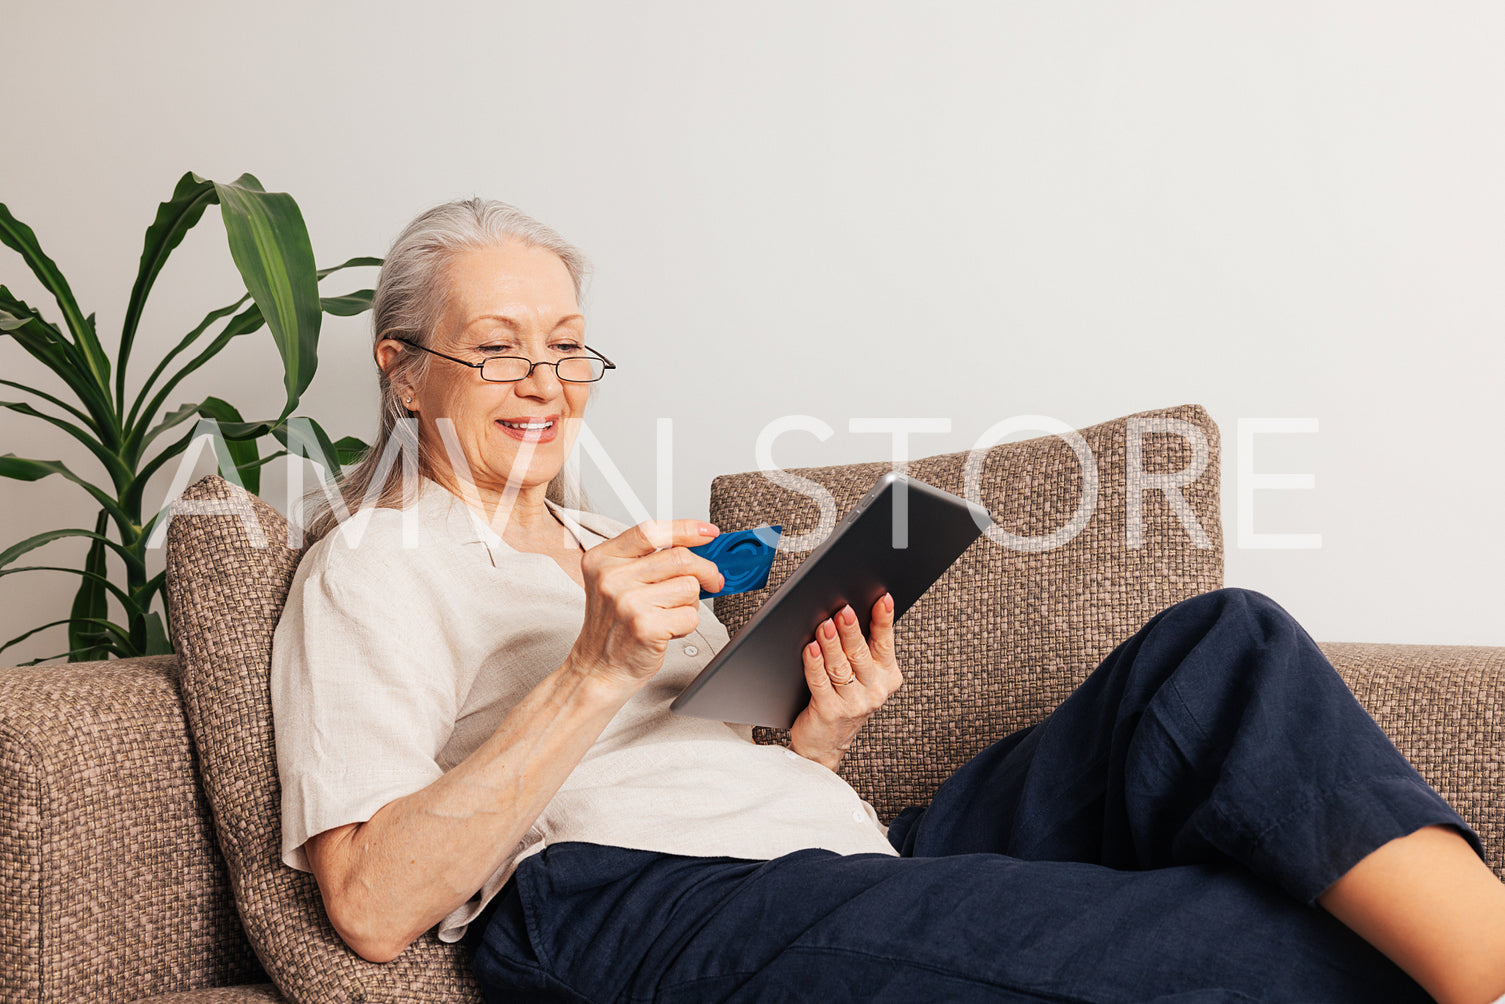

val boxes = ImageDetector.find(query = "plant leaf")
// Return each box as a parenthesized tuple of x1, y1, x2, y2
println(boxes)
(125, 296, 261, 452)
(124, 292, 249, 432)
(0, 200, 110, 393)
(16, 643, 129, 666)
(208, 174, 321, 413)
(129, 397, 272, 520)
(0, 286, 70, 359)
(235, 449, 289, 473)
(140, 394, 264, 456)
(126, 263, 376, 450)
(67, 510, 113, 661)
(134, 569, 168, 615)
(193, 396, 262, 496)
(0, 399, 131, 485)
(142, 610, 172, 655)
(0, 616, 131, 658)
(0, 618, 78, 658)
(1, 286, 115, 442)
(142, 399, 214, 447)
(0, 376, 95, 428)
(1, 564, 137, 609)
(334, 435, 369, 467)
(118, 173, 219, 408)
(0, 455, 132, 532)
(317, 255, 383, 279)
(0, 527, 145, 575)
(321, 288, 374, 316)
(129, 425, 201, 513)
(127, 415, 276, 521)
(274, 415, 351, 479)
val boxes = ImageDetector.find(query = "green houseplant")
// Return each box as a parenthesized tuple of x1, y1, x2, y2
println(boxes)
(1, 172, 378, 664)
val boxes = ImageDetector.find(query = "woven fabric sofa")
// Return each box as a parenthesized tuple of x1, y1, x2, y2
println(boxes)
(2, 403, 1501, 1003)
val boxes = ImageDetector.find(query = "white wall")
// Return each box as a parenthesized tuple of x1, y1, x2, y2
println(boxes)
(3, 0, 1501, 664)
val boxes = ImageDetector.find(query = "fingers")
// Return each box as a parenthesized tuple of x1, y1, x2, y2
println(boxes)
(868, 591, 896, 661)
(802, 636, 836, 694)
(802, 624, 860, 700)
(612, 519, 719, 557)
(633, 546, 724, 594)
(634, 574, 711, 612)
(822, 607, 864, 683)
(814, 614, 858, 685)
(648, 597, 701, 640)
(573, 520, 720, 687)
(808, 593, 900, 691)
(584, 521, 724, 595)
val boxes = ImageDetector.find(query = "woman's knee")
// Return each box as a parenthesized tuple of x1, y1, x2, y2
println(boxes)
(1089, 588, 1320, 722)
(1128, 587, 1314, 698)
(1159, 587, 1298, 641)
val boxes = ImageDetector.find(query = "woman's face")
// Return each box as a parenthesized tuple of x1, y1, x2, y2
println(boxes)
(390, 241, 590, 503)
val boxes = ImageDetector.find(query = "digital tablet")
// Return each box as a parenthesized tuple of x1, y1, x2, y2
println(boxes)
(670, 472, 990, 728)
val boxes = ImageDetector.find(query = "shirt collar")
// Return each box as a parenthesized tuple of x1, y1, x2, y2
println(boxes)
(412, 476, 615, 558)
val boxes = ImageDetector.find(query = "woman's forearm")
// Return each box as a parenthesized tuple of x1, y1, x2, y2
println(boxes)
(308, 658, 636, 961)
(308, 517, 724, 962)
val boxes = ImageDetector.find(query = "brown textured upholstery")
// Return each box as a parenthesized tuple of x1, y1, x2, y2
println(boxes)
(1322, 642, 1505, 880)
(711, 403, 1226, 822)
(141, 985, 286, 1004)
(3, 402, 1501, 1002)
(163, 477, 478, 1004)
(0, 655, 262, 1002)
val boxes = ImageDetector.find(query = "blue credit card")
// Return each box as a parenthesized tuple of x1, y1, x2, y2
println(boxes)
(691, 525, 782, 599)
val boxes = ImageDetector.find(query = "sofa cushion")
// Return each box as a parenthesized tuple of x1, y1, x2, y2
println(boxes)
(708, 403, 1225, 822)
(164, 476, 479, 1004)
(0, 655, 264, 1001)
(140, 983, 287, 1003)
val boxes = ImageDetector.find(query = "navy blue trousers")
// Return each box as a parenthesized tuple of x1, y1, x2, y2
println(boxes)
(470, 588, 1483, 1002)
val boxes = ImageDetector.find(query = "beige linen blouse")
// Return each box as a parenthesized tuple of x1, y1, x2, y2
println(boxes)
(270, 477, 897, 943)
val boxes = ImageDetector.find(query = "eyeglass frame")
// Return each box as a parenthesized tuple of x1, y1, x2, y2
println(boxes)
(390, 337, 616, 383)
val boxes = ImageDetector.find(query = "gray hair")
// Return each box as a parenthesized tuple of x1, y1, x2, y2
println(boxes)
(301, 198, 593, 544)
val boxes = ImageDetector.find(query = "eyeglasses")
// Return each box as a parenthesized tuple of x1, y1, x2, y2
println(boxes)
(394, 338, 616, 383)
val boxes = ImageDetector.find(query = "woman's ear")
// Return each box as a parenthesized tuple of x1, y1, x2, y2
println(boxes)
(374, 337, 407, 377)
(374, 339, 419, 411)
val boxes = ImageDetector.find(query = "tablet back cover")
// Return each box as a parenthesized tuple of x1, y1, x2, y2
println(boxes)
(671, 473, 986, 728)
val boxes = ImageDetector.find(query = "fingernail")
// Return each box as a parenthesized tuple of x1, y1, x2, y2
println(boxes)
(883, 593, 894, 612)
(839, 605, 856, 626)
(821, 619, 836, 640)
(806, 641, 820, 659)
(699, 523, 718, 536)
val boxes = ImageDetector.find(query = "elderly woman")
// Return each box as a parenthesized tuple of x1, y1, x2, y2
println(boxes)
(271, 199, 1505, 1004)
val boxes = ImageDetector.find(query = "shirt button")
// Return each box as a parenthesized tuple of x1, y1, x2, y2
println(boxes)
(851, 808, 867, 823)
(684, 644, 699, 657)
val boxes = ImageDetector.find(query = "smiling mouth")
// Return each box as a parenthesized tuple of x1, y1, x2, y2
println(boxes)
(498, 419, 555, 431)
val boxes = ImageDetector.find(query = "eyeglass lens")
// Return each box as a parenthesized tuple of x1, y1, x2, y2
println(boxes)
(479, 357, 606, 383)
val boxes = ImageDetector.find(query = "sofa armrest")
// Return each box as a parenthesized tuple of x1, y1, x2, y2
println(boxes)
(1320, 641, 1505, 880)
(0, 655, 264, 1002)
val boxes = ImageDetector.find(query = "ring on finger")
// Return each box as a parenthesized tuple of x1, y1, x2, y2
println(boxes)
(828, 671, 857, 686)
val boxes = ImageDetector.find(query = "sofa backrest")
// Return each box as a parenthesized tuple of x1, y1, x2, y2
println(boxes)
(162, 402, 1222, 1001)
(708, 403, 1224, 822)
(165, 476, 478, 1004)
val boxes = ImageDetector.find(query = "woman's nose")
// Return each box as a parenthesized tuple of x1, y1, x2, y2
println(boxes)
(514, 360, 563, 396)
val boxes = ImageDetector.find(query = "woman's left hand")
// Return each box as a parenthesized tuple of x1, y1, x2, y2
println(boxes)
(788, 592, 904, 771)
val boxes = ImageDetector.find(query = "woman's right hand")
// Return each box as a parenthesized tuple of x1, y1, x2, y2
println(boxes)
(305, 517, 723, 962)
(568, 519, 724, 690)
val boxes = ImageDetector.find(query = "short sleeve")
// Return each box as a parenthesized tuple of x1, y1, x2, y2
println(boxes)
(271, 535, 459, 872)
